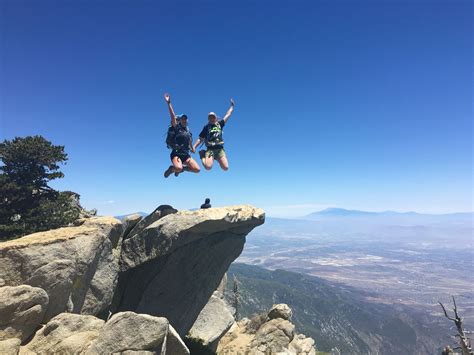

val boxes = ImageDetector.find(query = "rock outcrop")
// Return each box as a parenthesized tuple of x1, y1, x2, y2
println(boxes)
(0, 217, 124, 321)
(0, 204, 265, 353)
(217, 304, 316, 355)
(112, 205, 264, 336)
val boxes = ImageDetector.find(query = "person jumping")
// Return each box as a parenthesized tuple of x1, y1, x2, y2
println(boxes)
(163, 93, 200, 178)
(193, 98, 234, 171)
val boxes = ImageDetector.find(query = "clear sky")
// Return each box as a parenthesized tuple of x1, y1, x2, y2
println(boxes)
(1, 0, 472, 217)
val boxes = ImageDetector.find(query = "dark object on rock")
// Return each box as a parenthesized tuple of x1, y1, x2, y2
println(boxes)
(200, 198, 211, 209)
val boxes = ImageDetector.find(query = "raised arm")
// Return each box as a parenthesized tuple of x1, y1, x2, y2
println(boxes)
(222, 98, 235, 123)
(164, 93, 178, 127)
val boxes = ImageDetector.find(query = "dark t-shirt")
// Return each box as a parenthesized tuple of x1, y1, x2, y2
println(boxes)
(199, 120, 225, 147)
(200, 203, 211, 209)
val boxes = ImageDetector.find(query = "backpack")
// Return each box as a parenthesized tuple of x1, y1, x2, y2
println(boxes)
(166, 123, 192, 150)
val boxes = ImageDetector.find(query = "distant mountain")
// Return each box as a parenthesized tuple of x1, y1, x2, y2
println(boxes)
(225, 263, 447, 355)
(304, 208, 473, 219)
(114, 212, 148, 220)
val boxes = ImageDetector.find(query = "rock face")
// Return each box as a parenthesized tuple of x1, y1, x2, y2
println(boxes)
(0, 285, 48, 342)
(217, 304, 316, 355)
(188, 295, 235, 350)
(112, 205, 264, 336)
(0, 204, 265, 354)
(0, 217, 124, 321)
(20, 312, 189, 355)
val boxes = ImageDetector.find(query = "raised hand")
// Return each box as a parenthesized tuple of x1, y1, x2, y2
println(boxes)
(230, 98, 235, 106)
(164, 93, 171, 103)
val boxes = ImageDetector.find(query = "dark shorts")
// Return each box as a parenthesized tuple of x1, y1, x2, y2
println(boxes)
(170, 150, 190, 163)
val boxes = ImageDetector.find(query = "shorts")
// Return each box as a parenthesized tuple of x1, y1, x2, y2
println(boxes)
(170, 150, 191, 163)
(204, 147, 226, 160)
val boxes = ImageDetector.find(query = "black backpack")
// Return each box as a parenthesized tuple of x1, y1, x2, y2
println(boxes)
(166, 123, 192, 149)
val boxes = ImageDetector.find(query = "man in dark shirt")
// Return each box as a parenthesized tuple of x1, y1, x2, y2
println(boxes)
(193, 99, 234, 171)
(200, 198, 211, 209)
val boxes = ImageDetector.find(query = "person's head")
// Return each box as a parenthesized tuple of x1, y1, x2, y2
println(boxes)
(177, 114, 188, 127)
(205, 198, 210, 204)
(207, 112, 218, 124)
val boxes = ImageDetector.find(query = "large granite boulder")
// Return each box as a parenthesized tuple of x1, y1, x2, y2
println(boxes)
(19, 312, 189, 355)
(112, 205, 264, 336)
(20, 313, 105, 354)
(188, 295, 234, 350)
(86, 312, 188, 355)
(0, 217, 124, 321)
(0, 285, 49, 343)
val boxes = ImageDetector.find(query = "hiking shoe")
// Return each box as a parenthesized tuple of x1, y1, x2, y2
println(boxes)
(164, 166, 174, 178)
(174, 170, 181, 177)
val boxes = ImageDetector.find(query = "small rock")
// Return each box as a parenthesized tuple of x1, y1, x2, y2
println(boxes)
(268, 303, 292, 320)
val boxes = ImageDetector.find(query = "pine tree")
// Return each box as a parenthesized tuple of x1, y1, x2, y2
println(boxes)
(233, 275, 241, 321)
(0, 136, 81, 240)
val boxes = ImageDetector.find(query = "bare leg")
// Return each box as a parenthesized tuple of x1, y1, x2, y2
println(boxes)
(183, 157, 200, 173)
(217, 155, 229, 171)
(201, 153, 214, 170)
(171, 156, 183, 172)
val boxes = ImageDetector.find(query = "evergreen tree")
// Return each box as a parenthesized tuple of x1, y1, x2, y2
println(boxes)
(233, 275, 241, 321)
(0, 136, 81, 240)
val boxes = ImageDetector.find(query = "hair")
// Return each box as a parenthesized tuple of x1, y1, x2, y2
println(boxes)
(205, 198, 210, 204)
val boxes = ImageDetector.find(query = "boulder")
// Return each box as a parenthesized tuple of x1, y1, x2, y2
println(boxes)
(0, 217, 124, 321)
(188, 295, 234, 350)
(122, 214, 144, 239)
(112, 205, 264, 336)
(0, 285, 49, 342)
(0, 338, 20, 355)
(250, 318, 295, 353)
(268, 303, 293, 321)
(289, 334, 317, 355)
(86, 312, 188, 355)
(20, 313, 104, 354)
(125, 205, 178, 240)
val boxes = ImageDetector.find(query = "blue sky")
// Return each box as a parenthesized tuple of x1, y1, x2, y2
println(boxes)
(1, 0, 472, 217)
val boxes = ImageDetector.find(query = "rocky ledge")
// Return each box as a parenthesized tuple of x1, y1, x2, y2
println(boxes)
(0, 205, 265, 354)
(217, 304, 316, 355)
